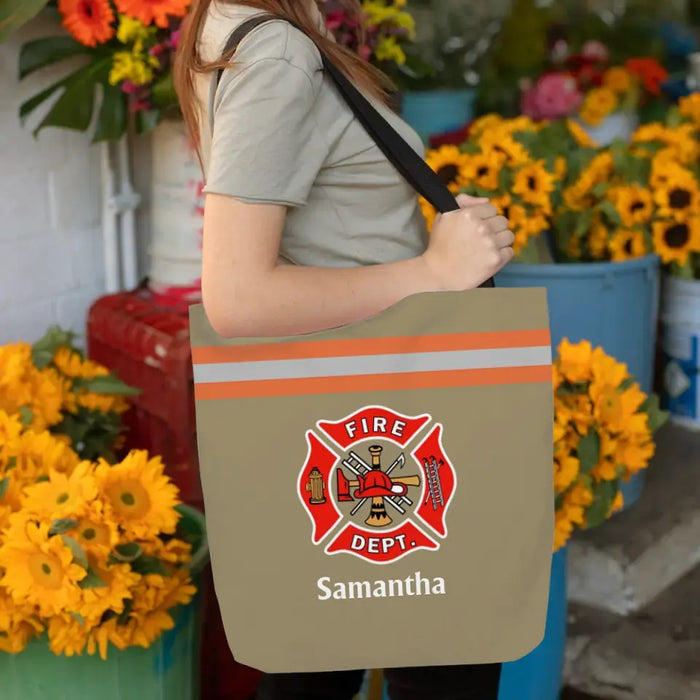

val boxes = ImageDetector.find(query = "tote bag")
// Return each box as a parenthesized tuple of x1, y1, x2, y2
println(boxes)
(190, 15, 554, 674)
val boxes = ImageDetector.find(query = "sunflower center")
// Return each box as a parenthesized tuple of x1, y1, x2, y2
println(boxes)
(56, 493, 69, 504)
(436, 165, 459, 186)
(502, 206, 511, 219)
(82, 527, 96, 540)
(106, 480, 151, 520)
(630, 201, 645, 212)
(665, 223, 690, 249)
(477, 166, 490, 177)
(669, 188, 691, 209)
(28, 552, 64, 590)
(527, 176, 537, 190)
(624, 238, 634, 254)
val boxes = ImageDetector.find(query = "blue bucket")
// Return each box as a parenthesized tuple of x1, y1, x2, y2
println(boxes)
(400, 89, 476, 143)
(497, 548, 568, 700)
(496, 256, 660, 507)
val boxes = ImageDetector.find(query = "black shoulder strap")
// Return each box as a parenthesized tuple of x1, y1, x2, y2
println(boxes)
(216, 15, 495, 288)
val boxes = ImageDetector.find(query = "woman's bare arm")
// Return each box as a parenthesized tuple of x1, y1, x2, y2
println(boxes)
(202, 193, 513, 338)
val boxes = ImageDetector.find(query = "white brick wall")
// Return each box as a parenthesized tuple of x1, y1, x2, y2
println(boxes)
(0, 17, 106, 346)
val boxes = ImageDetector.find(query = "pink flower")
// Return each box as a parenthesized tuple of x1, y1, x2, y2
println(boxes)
(521, 73, 583, 120)
(169, 30, 181, 49)
(120, 80, 140, 95)
(581, 40, 609, 63)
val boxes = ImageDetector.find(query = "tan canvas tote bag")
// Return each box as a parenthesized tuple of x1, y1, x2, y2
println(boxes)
(190, 15, 554, 674)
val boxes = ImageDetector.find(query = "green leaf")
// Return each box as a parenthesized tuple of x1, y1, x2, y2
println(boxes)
(93, 82, 127, 143)
(591, 182, 609, 198)
(0, 0, 51, 43)
(641, 393, 670, 433)
(131, 556, 171, 577)
(573, 209, 594, 239)
(32, 326, 76, 369)
(21, 57, 112, 137)
(619, 377, 637, 391)
(19, 36, 91, 79)
(578, 429, 601, 473)
(5, 455, 17, 471)
(35, 475, 50, 483)
(136, 109, 160, 134)
(61, 535, 88, 570)
(599, 200, 623, 227)
(73, 375, 140, 396)
(49, 518, 79, 537)
(0, 477, 9, 500)
(110, 542, 143, 564)
(70, 612, 85, 625)
(666, 107, 684, 129)
(18, 406, 33, 427)
(79, 567, 108, 589)
(585, 481, 618, 529)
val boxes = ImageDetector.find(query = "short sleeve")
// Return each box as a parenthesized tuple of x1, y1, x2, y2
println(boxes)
(203, 56, 328, 207)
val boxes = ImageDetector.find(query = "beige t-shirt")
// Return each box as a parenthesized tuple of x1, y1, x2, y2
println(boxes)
(197, 3, 429, 268)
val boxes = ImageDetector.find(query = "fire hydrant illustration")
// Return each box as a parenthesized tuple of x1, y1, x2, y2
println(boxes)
(336, 445, 421, 527)
(305, 467, 327, 505)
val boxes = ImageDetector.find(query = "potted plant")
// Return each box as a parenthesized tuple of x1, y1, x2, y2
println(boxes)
(418, 109, 698, 503)
(0, 330, 209, 699)
(394, 0, 502, 142)
(497, 339, 668, 700)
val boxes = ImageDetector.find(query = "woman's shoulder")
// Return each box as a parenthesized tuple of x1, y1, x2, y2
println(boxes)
(200, 5, 322, 80)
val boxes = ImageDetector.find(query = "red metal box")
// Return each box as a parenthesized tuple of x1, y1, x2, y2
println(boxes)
(86, 288, 202, 507)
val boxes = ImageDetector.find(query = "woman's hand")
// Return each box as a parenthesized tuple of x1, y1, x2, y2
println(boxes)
(422, 194, 514, 291)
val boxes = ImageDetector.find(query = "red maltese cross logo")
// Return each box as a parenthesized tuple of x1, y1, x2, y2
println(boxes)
(297, 406, 456, 564)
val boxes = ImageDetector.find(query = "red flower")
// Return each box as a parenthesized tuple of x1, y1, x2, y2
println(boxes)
(625, 58, 669, 96)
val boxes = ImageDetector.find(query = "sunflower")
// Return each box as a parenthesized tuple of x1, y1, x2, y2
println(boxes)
(678, 93, 700, 126)
(591, 382, 648, 435)
(461, 150, 505, 190)
(21, 461, 98, 522)
(652, 217, 700, 265)
(477, 130, 530, 167)
(70, 503, 119, 557)
(96, 450, 180, 539)
(76, 391, 130, 414)
(0, 588, 43, 654)
(654, 169, 700, 221)
(608, 185, 654, 227)
(512, 161, 555, 212)
(585, 219, 610, 259)
(566, 119, 596, 148)
(557, 339, 593, 383)
(607, 229, 648, 262)
(418, 197, 436, 232)
(114, 0, 192, 29)
(78, 563, 140, 624)
(579, 87, 618, 127)
(468, 113, 504, 139)
(0, 519, 86, 617)
(649, 153, 685, 189)
(425, 146, 468, 193)
(615, 436, 655, 475)
(47, 613, 91, 657)
(140, 537, 192, 564)
(554, 453, 580, 494)
(602, 66, 634, 94)
(58, 0, 115, 47)
(633, 123, 699, 164)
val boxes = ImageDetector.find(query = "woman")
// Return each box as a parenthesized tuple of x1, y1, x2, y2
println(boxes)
(175, 2, 514, 698)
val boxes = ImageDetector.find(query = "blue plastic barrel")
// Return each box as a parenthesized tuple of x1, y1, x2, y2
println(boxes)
(400, 89, 476, 143)
(497, 548, 568, 700)
(496, 255, 661, 507)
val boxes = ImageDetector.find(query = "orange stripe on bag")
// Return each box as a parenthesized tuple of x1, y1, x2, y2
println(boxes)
(191, 328, 551, 364)
(194, 365, 552, 400)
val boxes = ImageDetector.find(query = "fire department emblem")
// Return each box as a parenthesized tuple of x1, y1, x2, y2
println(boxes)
(297, 406, 457, 564)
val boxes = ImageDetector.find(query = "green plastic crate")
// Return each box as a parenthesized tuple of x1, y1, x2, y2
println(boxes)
(2, 505, 209, 700)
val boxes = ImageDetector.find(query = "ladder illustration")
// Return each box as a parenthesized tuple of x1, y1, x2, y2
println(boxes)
(423, 457, 445, 511)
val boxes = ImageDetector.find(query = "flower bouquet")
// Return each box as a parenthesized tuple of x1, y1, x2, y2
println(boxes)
(0, 327, 139, 462)
(420, 93, 700, 272)
(324, 0, 415, 72)
(552, 339, 668, 550)
(0, 415, 198, 659)
(13, 0, 190, 140)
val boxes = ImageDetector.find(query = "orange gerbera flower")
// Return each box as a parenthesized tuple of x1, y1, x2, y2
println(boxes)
(58, 0, 115, 47)
(115, 0, 192, 28)
(625, 58, 668, 97)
